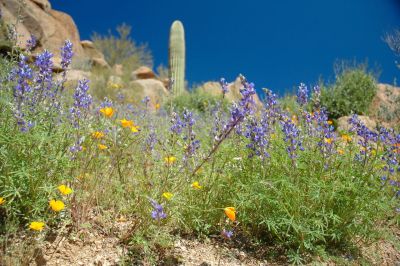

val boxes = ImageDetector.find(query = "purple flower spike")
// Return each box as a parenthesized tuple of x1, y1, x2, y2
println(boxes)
(221, 229, 234, 239)
(61, 40, 73, 70)
(150, 199, 167, 220)
(296, 83, 308, 106)
(220, 78, 229, 96)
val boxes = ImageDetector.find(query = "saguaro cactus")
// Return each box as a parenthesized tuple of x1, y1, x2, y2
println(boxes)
(169, 20, 185, 96)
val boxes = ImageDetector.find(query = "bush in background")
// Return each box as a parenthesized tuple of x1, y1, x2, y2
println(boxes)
(321, 64, 377, 119)
(171, 88, 229, 113)
(91, 23, 153, 70)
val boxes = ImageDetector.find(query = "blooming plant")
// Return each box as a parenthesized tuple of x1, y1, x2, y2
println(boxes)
(0, 39, 399, 264)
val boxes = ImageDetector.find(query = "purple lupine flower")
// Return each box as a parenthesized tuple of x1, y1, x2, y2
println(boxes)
(69, 79, 92, 127)
(190, 76, 257, 176)
(26, 34, 37, 51)
(183, 108, 195, 127)
(60, 40, 73, 70)
(12, 54, 33, 101)
(10, 54, 34, 130)
(378, 128, 400, 178)
(142, 96, 150, 107)
(100, 97, 113, 108)
(35, 50, 53, 74)
(312, 85, 321, 108)
(33, 50, 54, 100)
(182, 109, 200, 158)
(72, 79, 92, 109)
(145, 130, 157, 151)
(280, 115, 304, 160)
(262, 89, 281, 129)
(222, 75, 256, 136)
(220, 78, 229, 96)
(221, 229, 234, 239)
(243, 114, 270, 159)
(313, 108, 337, 157)
(296, 83, 308, 106)
(149, 199, 167, 220)
(348, 114, 377, 161)
(170, 112, 185, 135)
(117, 92, 125, 101)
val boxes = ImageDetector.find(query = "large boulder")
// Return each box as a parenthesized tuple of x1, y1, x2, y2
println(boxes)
(198, 76, 263, 108)
(31, 0, 51, 11)
(369, 83, 400, 125)
(64, 69, 91, 82)
(0, 0, 84, 57)
(132, 66, 157, 80)
(121, 79, 168, 108)
(81, 40, 109, 69)
(0, 0, 108, 71)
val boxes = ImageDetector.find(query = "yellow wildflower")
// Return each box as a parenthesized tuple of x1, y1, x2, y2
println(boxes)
(162, 192, 174, 200)
(155, 103, 160, 110)
(191, 181, 202, 189)
(0, 197, 5, 205)
(120, 119, 134, 128)
(164, 156, 177, 165)
(49, 200, 65, 212)
(324, 138, 333, 144)
(224, 207, 236, 222)
(327, 120, 333, 125)
(371, 149, 377, 156)
(92, 131, 105, 139)
(341, 134, 352, 143)
(291, 115, 298, 125)
(131, 125, 140, 133)
(99, 107, 114, 118)
(29, 221, 45, 231)
(98, 144, 108, 150)
(57, 185, 73, 195)
(337, 149, 345, 155)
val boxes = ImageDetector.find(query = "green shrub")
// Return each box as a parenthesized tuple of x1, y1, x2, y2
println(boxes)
(321, 65, 377, 119)
(91, 23, 153, 73)
(171, 88, 229, 113)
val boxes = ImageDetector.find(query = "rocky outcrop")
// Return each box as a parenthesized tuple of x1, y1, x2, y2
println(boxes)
(369, 83, 400, 125)
(31, 0, 51, 11)
(198, 76, 263, 108)
(122, 79, 168, 108)
(132, 66, 156, 80)
(0, 0, 108, 70)
(81, 40, 109, 69)
(65, 69, 91, 82)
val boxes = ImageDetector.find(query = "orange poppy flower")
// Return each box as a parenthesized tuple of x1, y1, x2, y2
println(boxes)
(224, 207, 236, 222)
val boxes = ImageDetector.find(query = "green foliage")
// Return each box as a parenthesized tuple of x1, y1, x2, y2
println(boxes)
(1, 42, 398, 265)
(91, 23, 153, 69)
(169, 20, 186, 96)
(0, 63, 74, 234)
(171, 88, 229, 113)
(321, 65, 377, 119)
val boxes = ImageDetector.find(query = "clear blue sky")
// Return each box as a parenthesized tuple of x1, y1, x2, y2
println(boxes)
(51, 0, 400, 95)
